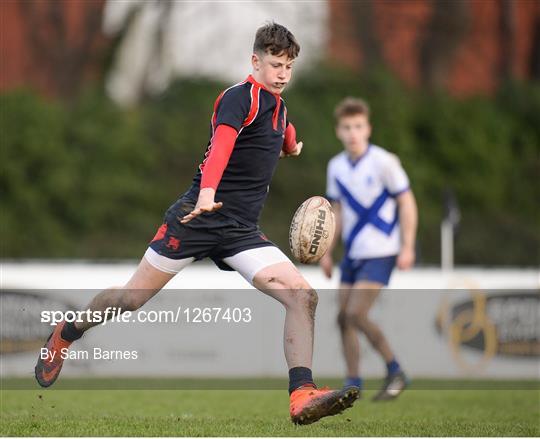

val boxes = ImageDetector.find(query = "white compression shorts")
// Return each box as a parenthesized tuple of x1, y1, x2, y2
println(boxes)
(144, 246, 291, 284)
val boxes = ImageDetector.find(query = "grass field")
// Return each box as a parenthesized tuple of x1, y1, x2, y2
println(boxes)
(1, 379, 539, 436)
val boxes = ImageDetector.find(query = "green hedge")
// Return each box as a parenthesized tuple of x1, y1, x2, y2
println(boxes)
(1, 69, 538, 265)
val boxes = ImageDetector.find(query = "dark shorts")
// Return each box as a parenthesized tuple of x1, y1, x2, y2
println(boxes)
(149, 196, 276, 271)
(340, 255, 397, 286)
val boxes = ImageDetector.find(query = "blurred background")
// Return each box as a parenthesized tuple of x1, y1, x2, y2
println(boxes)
(1, 0, 539, 383)
(1, 0, 539, 266)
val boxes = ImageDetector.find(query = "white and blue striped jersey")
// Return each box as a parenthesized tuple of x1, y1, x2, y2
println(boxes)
(326, 144, 410, 259)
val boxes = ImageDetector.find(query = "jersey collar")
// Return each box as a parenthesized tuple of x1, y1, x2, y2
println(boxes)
(247, 75, 281, 99)
(347, 144, 371, 168)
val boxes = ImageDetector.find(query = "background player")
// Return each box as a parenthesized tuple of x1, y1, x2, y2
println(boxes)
(35, 22, 358, 425)
(319, 97, 418, 400)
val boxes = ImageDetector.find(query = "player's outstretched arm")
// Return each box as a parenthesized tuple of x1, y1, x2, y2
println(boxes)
(396, 190, 418, 269)
(181, 188, 223, 223)
(181, 124, 238, 223)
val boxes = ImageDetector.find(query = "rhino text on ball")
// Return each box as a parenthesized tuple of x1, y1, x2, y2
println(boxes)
(309, 209, 326, 255)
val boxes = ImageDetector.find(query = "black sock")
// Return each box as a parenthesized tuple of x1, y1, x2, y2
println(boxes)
(60, 320, 84, 342)
(288, 367, 315, 394)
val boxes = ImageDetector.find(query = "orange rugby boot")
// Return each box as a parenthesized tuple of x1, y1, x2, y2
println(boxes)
(290, 385, 359, 425)
(35, 321, 72, 387)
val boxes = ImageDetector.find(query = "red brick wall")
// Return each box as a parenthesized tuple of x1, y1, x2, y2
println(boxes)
(0, 0, 107, 97)
(372, 0, 431, 88)
(2, 0, 538, 97)
(329, 0, 540, 96)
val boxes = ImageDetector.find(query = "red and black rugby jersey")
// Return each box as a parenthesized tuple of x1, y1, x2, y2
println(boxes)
(186, 75, 289, 226)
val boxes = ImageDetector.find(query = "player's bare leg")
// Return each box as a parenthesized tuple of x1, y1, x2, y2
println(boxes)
(252, 261, 359, 424)
(338, 285, 359, 375)
(253, 261, 317, 368)
(346, 280, 408, 400)
(346, 281, 393, 362)
(337, 284, 362, 389)
(75, 257, 175, 331)
(35, 257, 176, 387)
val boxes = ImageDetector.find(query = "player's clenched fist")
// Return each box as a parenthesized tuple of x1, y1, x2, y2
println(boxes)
(396, 246, 415, 270)
(280, 141, 303, 158)
(280, 122, 303, 158)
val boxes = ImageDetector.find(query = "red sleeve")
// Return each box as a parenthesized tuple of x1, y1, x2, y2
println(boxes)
(200, 124, 238, 190)
(282, 122, 297, 154)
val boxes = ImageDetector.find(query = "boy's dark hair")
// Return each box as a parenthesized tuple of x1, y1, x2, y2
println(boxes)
(334, 97, 370, 122)
(253, 22, 300, 59)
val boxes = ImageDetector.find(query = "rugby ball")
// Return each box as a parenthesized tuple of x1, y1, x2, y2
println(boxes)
(289, 196, 335, 264)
